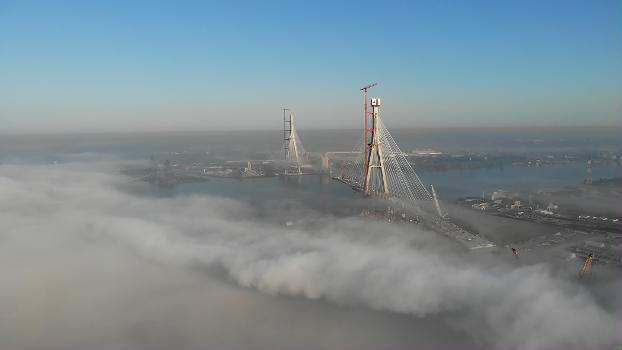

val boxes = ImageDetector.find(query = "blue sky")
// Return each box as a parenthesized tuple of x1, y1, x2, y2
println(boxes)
(1, 0, 620, 132)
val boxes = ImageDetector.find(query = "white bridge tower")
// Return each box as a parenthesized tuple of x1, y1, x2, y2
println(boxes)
(282, 110, 305, 175)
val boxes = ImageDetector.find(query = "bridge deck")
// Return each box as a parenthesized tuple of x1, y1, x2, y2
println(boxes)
(332, 176, 495, 250)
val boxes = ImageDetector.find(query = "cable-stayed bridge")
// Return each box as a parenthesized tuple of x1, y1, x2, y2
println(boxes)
(279, 84, 495, 250)
(340, 102, 432, 204)
(281, 109, 307, 176)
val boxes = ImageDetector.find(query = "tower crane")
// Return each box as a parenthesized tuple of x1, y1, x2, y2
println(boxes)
(512, 247, 519, 260)
(579, 253, 594, 278)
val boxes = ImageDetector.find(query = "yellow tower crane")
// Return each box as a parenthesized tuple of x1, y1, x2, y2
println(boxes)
(579, 253, 594, 278)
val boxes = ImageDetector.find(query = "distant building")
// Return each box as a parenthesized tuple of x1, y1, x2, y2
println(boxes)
(491, 190, 509, 200)
(472, 202, 489, 211)
(547, 203, 558, 211)
(536, 209, 554, 215)
(410, 149, 443, 157)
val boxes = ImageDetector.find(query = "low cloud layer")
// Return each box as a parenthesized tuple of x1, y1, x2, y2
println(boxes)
(0, 161, 619, 348)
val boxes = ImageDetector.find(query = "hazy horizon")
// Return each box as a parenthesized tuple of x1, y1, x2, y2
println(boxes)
(2, 1, 621, 133)
(1, 124, 620, 136)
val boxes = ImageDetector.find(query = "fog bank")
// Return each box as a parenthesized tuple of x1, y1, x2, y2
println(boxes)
(0, 161, 619, 348)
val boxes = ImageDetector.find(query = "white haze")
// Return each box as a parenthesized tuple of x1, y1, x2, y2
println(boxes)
(0, 160, 619, 348)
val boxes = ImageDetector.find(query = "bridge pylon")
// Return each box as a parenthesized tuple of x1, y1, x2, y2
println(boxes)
(282, 110, 305, 176)
(364, 98, 389, 196)
(350, 83, 432, 204)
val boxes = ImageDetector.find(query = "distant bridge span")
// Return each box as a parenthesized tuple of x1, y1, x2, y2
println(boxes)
(319, 152, 360, 171)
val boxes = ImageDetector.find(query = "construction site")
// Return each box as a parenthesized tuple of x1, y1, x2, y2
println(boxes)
(273, 84, 618, 266)
(127, 83, 620, 279)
